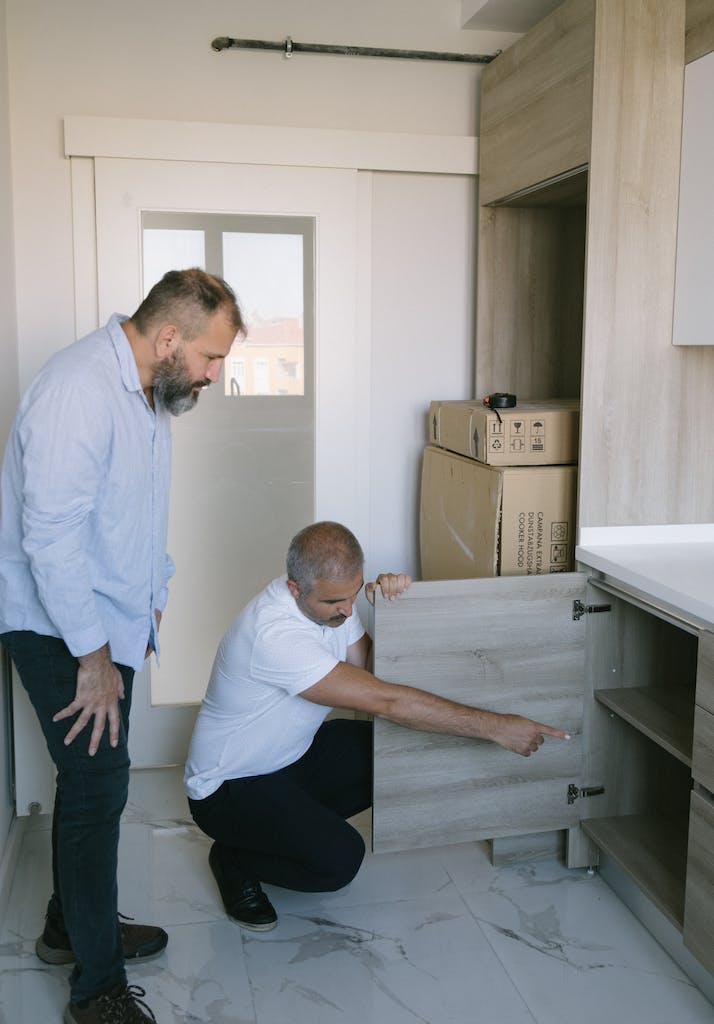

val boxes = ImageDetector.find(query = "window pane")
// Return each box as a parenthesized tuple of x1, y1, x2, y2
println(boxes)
(142, 229, 205, 295)
(222, 232, 304, 396)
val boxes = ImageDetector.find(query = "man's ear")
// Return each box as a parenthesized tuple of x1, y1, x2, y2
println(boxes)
(155, 324, 180, 359)
(285, 578, 300, 601)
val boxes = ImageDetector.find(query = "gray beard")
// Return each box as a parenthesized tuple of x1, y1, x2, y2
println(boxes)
(153, 352, 206, 416)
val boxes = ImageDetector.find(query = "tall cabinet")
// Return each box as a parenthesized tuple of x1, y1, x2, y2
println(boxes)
(475, 0, 714, 529)
(372, 0, 714, 986)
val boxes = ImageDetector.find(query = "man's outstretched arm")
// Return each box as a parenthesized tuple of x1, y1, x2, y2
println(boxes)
(301, 662, 570, 757)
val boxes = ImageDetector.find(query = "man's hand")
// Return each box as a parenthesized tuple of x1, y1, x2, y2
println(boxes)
(52, 644, 125, 755)
(488, 713, 572, 757)
(365, 572, 412, 605)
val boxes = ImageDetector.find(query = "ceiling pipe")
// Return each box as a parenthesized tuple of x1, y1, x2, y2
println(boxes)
(211, 36, 498, 64)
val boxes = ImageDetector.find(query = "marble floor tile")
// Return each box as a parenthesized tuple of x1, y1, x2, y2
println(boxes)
(243, 887, 536, 1024)
(117, 822, 222, 929)
(269, 842, 454, 916)
(2, 768, 713, 1024)
(129, 920, 255, 1024)
(0, 826, 52, 944)
(461, 876, 714, 1024)
(440, 837, 594, 896)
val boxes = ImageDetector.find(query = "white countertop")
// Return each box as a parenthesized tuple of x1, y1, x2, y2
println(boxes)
(576, 525, 714, 629)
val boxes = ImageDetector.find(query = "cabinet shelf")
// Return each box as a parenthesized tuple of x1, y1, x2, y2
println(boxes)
(582, 814, 688, 930)
(594, 687, 694, 768)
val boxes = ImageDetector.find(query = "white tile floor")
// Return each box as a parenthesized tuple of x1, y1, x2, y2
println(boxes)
(1, 768, 713, 1024)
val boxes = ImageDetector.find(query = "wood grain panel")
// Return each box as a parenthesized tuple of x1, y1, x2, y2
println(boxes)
(479, 0, 594, 205)
(583, 814, 687, 928)
(594, 687, 694, 766)
(578, 0, 714, 527)
(686, 0, 714, 62)
(570, 583, 696, 867)
(372, 576, 586, 852)
(696, 630, 714, 714)
(684, 790, 714, 974)
(692, 706, 714, 793)
(475, 204, 585, 399)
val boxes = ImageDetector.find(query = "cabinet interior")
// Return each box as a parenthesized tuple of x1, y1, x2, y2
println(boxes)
(475, 169, 587, 403)
(580, 587, 699, 929)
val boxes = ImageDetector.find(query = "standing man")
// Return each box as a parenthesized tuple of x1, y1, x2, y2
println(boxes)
(185, 521, 570, 932)
(0, 269, 245, 1024)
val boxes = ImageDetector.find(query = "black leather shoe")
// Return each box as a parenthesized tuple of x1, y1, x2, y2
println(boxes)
(208, 843, 278, 931)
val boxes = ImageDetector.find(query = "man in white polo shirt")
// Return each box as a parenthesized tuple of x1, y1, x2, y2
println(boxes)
(184, 521, 569, 930)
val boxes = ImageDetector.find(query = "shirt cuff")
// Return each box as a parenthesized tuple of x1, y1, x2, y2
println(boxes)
(63, 623, 110, 660)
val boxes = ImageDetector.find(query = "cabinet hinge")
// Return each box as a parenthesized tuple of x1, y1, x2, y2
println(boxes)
(572, 599, 612, 621)
(567, 783, 605, 805)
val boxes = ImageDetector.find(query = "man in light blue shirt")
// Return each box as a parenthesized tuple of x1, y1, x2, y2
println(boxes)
(0, 269, 244, 1024)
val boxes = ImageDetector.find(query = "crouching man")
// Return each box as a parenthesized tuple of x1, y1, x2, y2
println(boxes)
(184, 521, 569, 930)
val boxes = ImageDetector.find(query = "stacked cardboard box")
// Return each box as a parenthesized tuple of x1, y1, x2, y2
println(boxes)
(420, 399, 579, 580)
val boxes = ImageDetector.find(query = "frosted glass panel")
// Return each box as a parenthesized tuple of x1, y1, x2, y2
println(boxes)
(138, 210, 315, 706)
(222, 232, 305, 396)
(142, 229, 205, 293)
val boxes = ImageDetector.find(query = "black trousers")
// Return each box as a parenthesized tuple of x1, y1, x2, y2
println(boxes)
(189, 718, 373, 893)
(2, 630, 133, 1003)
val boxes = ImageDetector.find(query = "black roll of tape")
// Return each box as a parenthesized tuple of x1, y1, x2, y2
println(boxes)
(483, 392, 517, 409)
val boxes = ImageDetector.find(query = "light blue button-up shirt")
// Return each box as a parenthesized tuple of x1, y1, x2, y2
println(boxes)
(0, 315, 175, 671)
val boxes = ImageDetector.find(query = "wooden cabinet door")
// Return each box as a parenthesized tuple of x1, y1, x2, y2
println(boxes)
(372, 574, 586, 853)
(685, 632, 714, 973)
(684, 790, 714, 975)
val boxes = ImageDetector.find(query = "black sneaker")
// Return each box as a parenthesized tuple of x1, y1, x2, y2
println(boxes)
(208, 843, 277, 931)
(36, 898, 168, 966)
(64, 983, 156, 1023)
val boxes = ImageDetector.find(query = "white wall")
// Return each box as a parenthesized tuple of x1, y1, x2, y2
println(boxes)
(5, 0, 515, 576)
(367, 170, 476, 576)
(1, 0, 516, 850)
(6, 0, 515, 386)
(0, 0, 19, 857)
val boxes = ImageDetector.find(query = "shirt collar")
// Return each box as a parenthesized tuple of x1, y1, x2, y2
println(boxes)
(107, 313, 144, 394)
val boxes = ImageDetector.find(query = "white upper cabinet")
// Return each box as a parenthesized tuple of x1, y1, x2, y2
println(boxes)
(673, 49, 714, 346)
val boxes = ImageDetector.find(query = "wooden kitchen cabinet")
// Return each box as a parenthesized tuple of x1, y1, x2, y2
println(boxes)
(372, 576, 714, 975)
(371, 574, 586, 853)
(474, 0, 714, 530)
(477, 0, 593, 207)
(388, 0, 714, 982)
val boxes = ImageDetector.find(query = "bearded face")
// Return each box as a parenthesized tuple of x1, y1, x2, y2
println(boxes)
(153, 345, 211, 416)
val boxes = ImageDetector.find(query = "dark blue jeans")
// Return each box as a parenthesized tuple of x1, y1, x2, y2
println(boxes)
(189, 718, 372, 894)
(3, 630, 134, 1003)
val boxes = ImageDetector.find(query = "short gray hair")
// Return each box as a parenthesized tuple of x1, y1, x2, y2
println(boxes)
(286, 522, 364, 594)
(130, 268, 245, 341)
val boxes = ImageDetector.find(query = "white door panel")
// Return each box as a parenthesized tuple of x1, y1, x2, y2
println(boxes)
(93, 158, 361, 764)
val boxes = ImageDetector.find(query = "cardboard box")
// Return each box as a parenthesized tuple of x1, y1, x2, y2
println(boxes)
(428, 398, 579, 466)
(420, 445, 577, 580)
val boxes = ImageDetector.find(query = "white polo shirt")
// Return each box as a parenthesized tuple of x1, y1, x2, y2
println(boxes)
(184, 575, 365, 800)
